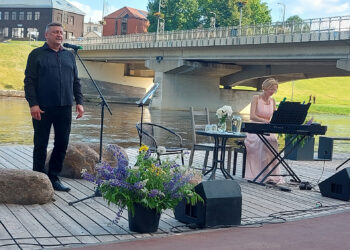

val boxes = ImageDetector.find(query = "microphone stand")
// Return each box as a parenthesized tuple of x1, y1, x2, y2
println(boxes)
(136, 83, 160, 146)
(68, 48, 112, 206)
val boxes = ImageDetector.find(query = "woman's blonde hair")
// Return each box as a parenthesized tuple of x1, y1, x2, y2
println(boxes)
(262, 78, 278, 90)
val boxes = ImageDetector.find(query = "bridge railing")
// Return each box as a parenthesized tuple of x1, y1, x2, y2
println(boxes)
(69, 15, 350, 46)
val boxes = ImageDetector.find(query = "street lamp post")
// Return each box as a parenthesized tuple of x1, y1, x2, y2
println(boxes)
(277, 2, 286, 28)
(237, 1, 247, 36)
(209, 12, 216, 28)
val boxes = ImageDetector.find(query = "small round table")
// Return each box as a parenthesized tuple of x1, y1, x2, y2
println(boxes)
(195, 130, 246, 180)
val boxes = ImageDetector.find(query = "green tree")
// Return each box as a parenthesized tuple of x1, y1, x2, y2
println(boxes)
(147, 0, 201, 32)
(285, 15, 309, 32)
(147, 0, 271, 31)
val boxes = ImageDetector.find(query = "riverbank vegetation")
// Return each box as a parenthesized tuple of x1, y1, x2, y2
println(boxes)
(1, 40, 350, 115)
(0, 41, 43, 90)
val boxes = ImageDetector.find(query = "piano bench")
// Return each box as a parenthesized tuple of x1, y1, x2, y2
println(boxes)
(232, 143, 247, 178)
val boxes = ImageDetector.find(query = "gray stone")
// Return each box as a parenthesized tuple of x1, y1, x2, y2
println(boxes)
(46, 143, 129, 179)
(0, 169, 53, 205)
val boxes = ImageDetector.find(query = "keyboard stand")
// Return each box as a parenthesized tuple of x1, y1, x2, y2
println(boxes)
(250, 134, 304, 184)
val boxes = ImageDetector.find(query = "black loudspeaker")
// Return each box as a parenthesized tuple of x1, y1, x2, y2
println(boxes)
(317, 136, 333, 160)
(174, 179, 242, 228)
(318, 167, 350, 201)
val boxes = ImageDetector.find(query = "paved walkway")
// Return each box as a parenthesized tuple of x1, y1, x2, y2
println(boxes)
(77, 210, 350, 250)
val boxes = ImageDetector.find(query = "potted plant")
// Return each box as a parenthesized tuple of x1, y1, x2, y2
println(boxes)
(82, 144, 203, 233)
(284, 134, 315, 161)
(283, 118, 317, 161)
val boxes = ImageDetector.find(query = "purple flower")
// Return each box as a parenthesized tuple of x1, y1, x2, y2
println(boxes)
(133, 181, 145, 190)
(149, 189, 161, 198)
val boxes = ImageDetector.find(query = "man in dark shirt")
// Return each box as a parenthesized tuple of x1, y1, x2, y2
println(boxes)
(24, 22, 84, 192)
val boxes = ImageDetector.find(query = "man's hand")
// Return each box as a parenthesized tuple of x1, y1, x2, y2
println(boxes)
(30, 105, 44, 120)
(76, 104, 84, 119)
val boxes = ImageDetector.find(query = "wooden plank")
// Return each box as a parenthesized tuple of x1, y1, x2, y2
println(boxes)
(55, 190, 127, 235)
(0, 147, 32, 168)
(60, 178, 132, 234)
(42, 202, 90, 236)
(0, 205, 32, 239)
(6, 204, 51, 238)
(0, 239, 18, 249)
(0, 221, 11, 240)
(25, 204, 72, 237)
(52, 195, 109, 236)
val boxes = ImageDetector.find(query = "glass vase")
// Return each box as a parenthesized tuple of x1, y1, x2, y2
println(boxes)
(218, 120, 227, 132)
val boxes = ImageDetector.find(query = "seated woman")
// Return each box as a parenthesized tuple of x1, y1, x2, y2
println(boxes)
(244, 78, 284, 184)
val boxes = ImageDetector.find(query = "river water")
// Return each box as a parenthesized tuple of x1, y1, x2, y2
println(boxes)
(1, 96, 350, 153)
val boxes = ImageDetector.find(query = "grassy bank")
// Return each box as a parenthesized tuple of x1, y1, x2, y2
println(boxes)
(274, 77, 350, 115)
(1, 41, 350, 114)
(0, 41, 43, 90)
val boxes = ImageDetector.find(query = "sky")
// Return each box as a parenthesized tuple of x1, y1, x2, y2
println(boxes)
(68, 0, 350, 24)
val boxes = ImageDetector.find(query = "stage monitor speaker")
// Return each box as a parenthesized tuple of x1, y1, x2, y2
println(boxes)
(317, 136, 333, 160)
(174, 179, 242, 228)
(318, 167, 350, 201)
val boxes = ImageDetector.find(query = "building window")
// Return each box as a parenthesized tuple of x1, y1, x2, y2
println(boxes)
(19, 12, 24, 20)
(4, 12, 9, 20)
(93, 26, 98, 31)
(27, 28, 39, 40)
(3, 27, 9, 37)
(87, 27, 91, 32)
(27, 12, 32, 20)
(57, 13, 62, 22)
(12, 28, 24, 38)
(34, 11, 40, 20)
(121, 17, 128, 35)
(69, 16, 74, 25)
(0, 11, 2, 21)
(12, 12, 16, 20)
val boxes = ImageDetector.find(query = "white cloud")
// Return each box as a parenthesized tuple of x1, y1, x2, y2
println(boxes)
(68, 1, 102, 23)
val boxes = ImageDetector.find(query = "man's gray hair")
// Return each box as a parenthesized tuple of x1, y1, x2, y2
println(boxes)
(45, 22, 63, 33)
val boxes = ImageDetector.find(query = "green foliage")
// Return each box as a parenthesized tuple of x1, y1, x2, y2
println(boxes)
(147, 0, 271, 31)
(83, 145, 203, 220)
(147, 0, 201, 32)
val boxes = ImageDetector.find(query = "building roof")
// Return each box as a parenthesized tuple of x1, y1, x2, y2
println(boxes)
(0, 0, 85, 16)
(105, 6, 148, 20)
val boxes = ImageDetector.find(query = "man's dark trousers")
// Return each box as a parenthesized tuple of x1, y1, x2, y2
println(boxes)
(32, 106, 72, 182)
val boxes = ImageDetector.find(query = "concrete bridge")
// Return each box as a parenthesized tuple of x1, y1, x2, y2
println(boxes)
(69, 16, 350, 112)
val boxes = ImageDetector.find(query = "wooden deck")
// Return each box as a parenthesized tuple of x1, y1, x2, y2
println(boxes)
(0, 145, 350, 249)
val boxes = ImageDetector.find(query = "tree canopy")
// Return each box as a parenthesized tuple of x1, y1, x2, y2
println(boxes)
(147, 0, 272, 32)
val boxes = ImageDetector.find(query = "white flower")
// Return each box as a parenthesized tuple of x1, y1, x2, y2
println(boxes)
(157, 146, 166, 154)
(81, 168, 87, 174)
(216, 105, 233, 118)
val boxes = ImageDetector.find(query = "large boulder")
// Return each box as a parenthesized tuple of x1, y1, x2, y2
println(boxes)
(0, 169, 53, 205)
(46, 143, 129, 179)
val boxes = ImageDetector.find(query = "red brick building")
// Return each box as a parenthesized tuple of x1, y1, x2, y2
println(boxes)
(103, 7, 149, 36)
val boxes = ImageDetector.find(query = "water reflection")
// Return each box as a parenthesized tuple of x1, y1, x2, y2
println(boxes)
(1, 97, 350, 153)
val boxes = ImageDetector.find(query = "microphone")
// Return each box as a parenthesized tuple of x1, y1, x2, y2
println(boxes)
(63, 43, 83, 50)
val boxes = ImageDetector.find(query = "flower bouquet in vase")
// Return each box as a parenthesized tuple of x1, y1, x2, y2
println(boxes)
(216, 105, 233, 132)
(82, 144, 203, 233)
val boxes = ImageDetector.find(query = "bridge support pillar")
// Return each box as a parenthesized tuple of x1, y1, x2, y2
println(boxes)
(337, 58, 350, 72)
(145, 59, 255, 112)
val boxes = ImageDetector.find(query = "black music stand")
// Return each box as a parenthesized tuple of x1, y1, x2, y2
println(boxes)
(68, 47, 112, 206)
(136, 82, 160, 146)
(270, 101, 311, 125)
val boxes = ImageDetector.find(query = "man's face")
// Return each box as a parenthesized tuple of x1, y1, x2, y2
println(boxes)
(45, 26, 63, 47)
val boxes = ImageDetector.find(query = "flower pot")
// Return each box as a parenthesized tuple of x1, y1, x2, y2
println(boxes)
(128, 203, 161, 233)
(284, 136, 315, 161)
